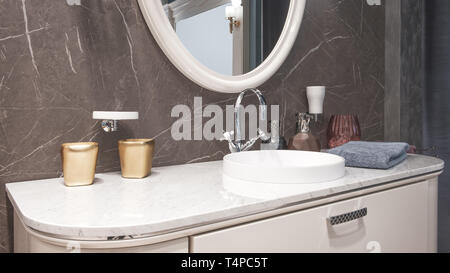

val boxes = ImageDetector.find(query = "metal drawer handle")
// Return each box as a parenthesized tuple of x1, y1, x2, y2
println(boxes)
(328, 208, 367, 226)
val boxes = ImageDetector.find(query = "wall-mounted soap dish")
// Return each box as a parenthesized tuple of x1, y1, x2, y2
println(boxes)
(92, 111, 139, 132)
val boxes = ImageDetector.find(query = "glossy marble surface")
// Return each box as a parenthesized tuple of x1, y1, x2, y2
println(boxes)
(0, 0, 385, 251)
(6, 154, 443, 239)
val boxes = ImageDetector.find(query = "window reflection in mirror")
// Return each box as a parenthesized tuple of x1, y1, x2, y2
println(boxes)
(161, 0, 290, 76)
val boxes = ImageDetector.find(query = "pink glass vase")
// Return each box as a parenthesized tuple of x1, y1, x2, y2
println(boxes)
(327, 114, 361, 149)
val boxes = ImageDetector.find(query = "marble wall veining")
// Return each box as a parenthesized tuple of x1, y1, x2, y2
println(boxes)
(0, 0, 385, 252)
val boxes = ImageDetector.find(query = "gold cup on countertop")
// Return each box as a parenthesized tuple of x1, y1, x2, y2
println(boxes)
(118, 139, 154, 179)
(61, 142, 98, 187)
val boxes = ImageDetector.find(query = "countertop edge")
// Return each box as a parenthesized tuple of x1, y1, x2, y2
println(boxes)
(6, 156, 445, 240)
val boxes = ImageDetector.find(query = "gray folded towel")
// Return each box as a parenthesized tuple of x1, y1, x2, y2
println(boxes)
(327, 141, 409, 169)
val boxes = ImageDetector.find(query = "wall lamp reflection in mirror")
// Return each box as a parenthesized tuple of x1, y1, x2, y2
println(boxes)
(225, 0, 242, 33)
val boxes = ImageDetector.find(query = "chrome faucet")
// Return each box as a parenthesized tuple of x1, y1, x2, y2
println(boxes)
(222, 88, 270, 153)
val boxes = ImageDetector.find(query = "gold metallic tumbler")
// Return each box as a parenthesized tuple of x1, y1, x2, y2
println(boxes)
(118, 139, 154, 179)
(61, 142, 98, 187)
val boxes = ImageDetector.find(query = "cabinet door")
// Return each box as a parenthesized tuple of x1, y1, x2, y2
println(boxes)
(191, 181, 431, 253)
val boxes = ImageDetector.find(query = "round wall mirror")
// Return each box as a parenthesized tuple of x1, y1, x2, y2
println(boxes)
(138, 0, 306, 93)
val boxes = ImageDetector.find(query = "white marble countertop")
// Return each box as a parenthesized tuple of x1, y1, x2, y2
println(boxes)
(6, 154, 444, 239)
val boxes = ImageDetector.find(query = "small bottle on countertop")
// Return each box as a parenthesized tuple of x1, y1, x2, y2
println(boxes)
(261, 120, 287, 150)
(288, 113, 321, 152)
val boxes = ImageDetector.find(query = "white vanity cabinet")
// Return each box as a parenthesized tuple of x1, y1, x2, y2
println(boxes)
(190, 179, 438, 253)
(7, 156, 443, 253)
(13, 178, 438, 253)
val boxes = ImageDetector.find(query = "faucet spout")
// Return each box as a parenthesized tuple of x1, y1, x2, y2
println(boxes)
(222, 88, 270, 153)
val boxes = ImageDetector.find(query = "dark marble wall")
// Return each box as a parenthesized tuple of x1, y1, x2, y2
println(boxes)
(0, 0, 385, 252)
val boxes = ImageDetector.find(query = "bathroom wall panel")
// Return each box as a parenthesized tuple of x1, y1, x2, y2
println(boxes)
(424, 0, 450, 253)
(384, 0, 425, 148)
(0, 0, 385, 252)
(400, 0, 425, 148)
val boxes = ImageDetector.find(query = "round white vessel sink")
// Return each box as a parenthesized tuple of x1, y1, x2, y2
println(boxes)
(223, 150, 345, 184)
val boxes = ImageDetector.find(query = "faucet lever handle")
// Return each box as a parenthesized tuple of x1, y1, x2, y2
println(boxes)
(258, 129, 270, 142)
(221, 131, 240, 153)
(221, 131, 235, 142)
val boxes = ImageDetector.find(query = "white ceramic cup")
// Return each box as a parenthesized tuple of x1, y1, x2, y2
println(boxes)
(306, 86, 326, 114)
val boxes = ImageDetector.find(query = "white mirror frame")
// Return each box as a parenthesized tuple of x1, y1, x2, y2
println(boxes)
(138, 0, 306, 93)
